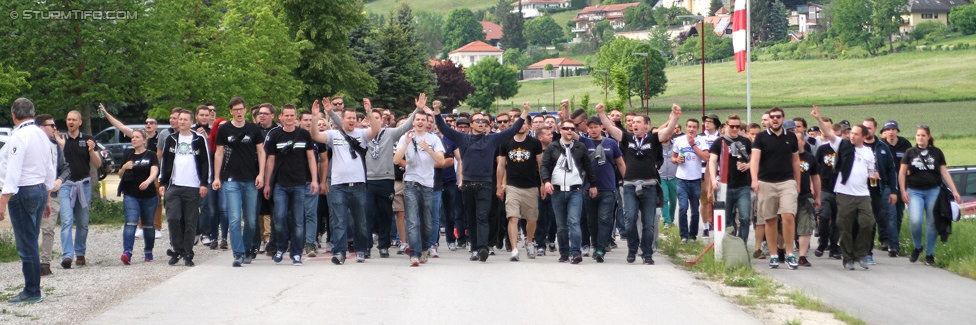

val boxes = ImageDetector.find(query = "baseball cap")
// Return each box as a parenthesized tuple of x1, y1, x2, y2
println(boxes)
(882, 120, 899, 132)
(587, 116, 602, 125)
(784, 120, 797, 130)
(808, 126, 820, 132)
(455, 118, 470, 126)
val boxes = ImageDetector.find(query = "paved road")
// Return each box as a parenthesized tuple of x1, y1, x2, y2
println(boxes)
(90, 247, 761, 324)
(752, 244, 976, 325)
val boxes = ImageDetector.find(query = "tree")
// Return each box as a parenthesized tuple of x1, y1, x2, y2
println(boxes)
(279, 0, 377, 105)
(653, 6, 693, 27)
(609, 65, 630, 109)
(525, 15, 564, 45)
(369, 4, 436, 115)
(830, 0, 878, 54)
(0, 66, 30, 123)
(492, 0, 510, 23)
(502, 2, 528, 51)
(648, 25, 676, 60)
(594, 38, 667, 108)
(503, 48, 533, 69)
(415, 11, 445, 58)
(572, 0, 590, 9)
(950, 5, 976, 35)
(623, 4, 657, 30)
(442, 8, 486, 55)
(464, 58, 520, 111)
(432, 61, 475, 109)
(678, 25, 735, 61)
(872, 0, 905, 52)
(768, 0, 790, 41)
(710, 0, 725, 16)
(910, 21, 949, 43)
(591, 20, 614, 43)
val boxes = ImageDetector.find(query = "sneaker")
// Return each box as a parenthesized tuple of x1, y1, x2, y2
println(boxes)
(888, 249, 898, 258)
(880, 244, 889, 252)
(787, 254, 799, 269)
(135, 228, 144, 238)
(594, 251, 605, 263)
(273, 251, 284, 264)
(548, 241, 556, 252)
(753, 249, 763, 259)
(379, 248, 390, 258)
(627, 251, 636, 263)
(858, 258, 870, 270)
(510, 248, 520, 262)
(470, 251, 479, 261)
(865, 255, 876, 265)
(702, 229, 710, 238)
(420, 251, 429, 264)
(537, 247, 546, 256)
(558, 255, 569, 263)
(478, 248, 489, 262)
(799, 256, 812, 267)
(242, 255, 252, 264)
(680, 238, 688, 244)
(364, 249, 371, 259)
(166, 250, 180, 265)
(761, 241, 769, 256)
(769, 256, 780, 269)
(581, 245, 590, 257)
(429, 246, 439, 258)
(397, 243, 407, 255)
(233, 256, 243, 267)
(505, 241, 512, 252)
(209, 240, 219, 250)
(609, 240, 618, 249)
(458, 241, 467, 249)
(201, 235, 212, 245)
(844, 261, 855, 270)
(814, 248, 825, 257)
(121, 251, 132, 265)
(410, 257, 420, 266)
(258, 241, 268, 254)
(642, 256, 655, 265)
(40, 264, 53, 277)
(356, 252, 366, 263)
(331, 253, 345, 265)
(526, 243, 537, 259)
(220, 239, 229, 250)
(488, 247, 496, 256)
(910, 248, 922, 263)
(155, 230, 163, 239)
(571, 254, 583, 264)
(308, 245, 318, 258)
(829, 252, 842, 260)
(924, 255, 935, 266)
(184, 257, 195, 267)
(324, 242, 333, 254)
(7, 292, 43, 305)
(778, 248, 786, 260)
(448, 243, 458, 251)
(292, 255, 303, 266)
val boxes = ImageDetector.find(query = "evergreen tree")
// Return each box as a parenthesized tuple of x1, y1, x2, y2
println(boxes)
(371, 4, 436, 115)
(769, 1, 790, 41)
(443, 8, 487, 55)
(710, 0, 725, 16)
(502, 2, 528, 50)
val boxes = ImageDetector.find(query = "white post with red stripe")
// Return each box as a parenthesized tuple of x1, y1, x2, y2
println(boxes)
(713, 182, 727, 260)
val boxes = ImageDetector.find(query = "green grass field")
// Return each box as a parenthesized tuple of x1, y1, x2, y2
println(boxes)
(365, 0, 494, 16)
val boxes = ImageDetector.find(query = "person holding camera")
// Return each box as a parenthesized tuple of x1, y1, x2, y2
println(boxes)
(707, 114, 752, 243)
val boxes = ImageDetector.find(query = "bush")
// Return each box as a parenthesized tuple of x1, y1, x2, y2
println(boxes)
(89, 198, 125, 225)
(950, 5, 976, 35)
(912, 21, 949, 43)
(0, 232, 19, 263)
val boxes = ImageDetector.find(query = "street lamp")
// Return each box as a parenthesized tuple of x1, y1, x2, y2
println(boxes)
(631, 52, 649, 115)
(678, 15, 707, 118)
(491, 82, 499, 115)
(594, 69, 609, 102)
(550, 77, 556, 109)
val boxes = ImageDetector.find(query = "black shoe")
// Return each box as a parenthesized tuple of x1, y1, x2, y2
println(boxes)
(814, 248, 824, 257)
(594, 251, 605, 263)
(233, 256, 243, 267)
(379, 248, 390, 258)
(570, 255, 583, 264)
(478, 248, 489, 262)
(910, 248, 922, 263)
(829, 251, 842, 260)
(331, 253, 346, 265)
(626, 251, 636, 264)
(505, 241, 512, 252)
(798, 256, 812, 267)
(364, 250, 371, 259)
(642, 256, 655, 265)
(184, 257, 195, 267)
(61, 257, 72, 269)
(924, 255, 935, 266)
(167, 249, 181, 265)
(778, 248, 786, 259)
(609, 240, 618, 249)
(888, 249, 898, 258)
(880, 244, 889, 252)
(558, 255, 569, 263)
(470, 252, 479, 261)
(209, 240, 219, 250)
(548, 242, 556, 252)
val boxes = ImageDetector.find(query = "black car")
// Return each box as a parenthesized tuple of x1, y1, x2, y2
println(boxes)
(0, 135, 111, 180)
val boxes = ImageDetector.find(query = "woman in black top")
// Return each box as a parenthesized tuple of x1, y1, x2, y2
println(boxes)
(119, 129, 160, 265)
(897, 126, 961, 266)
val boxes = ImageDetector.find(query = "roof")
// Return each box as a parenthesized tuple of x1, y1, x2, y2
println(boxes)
(714, 7, 730, 15)
(448, 40, 504, 54)
(481, 21, 503, 40)
(510, 0, 571, 5)
(526, 58, 585, 69)
(578, 2, 641, 14)
(703, 14, 732, 34)
(909, 0, 969, 13)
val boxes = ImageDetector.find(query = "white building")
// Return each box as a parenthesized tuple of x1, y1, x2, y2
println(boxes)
(448, 41, 504, 68)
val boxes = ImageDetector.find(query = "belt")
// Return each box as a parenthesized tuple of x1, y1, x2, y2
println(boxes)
(340, 182, 365, 187)
(404, 181, 429, 188)
(553, 185, 581, 191)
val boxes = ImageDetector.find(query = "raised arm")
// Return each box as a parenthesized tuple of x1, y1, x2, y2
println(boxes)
(363, 99, 381, 141)
(811, 105, 835, 144)
(100, 104, 134, 137)
(658, 104, 682, 142)
(309, 99, 330, 143)
(596, 103, 623, 142)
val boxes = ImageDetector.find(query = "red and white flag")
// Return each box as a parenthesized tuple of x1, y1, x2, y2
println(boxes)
(732, 0, 747, 72)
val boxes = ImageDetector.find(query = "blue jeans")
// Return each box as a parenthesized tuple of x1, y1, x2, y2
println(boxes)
(404, 183, 434, 257)
(329, 183, 368, 255)
(907, 187, 940, 256)
(677, 179, 702, 240)
(59, 181, 92, 259)
(429, 189, 443, 247)
(442, 185, 462, 244)
(304, 183, 319, 246)
(199, 184, 219, 238)
(273, 184, 306, 257)
(889, 197, 906, 252)
(726, 186, 752, 242)
(660, 178, 678, 224)
(585, 190, 617, 252)
(8, 184, 47, 297)
(551, 190, 583, 256)
(624, 184, 659, 258)
(615, 187, 626, 234)
(123, 195, 159, 254)
(365, 180, 395, 250)
(220, 181, 257, 257)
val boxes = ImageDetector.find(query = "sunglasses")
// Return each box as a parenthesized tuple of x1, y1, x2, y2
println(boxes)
(145, 121, 157, 125)
(496, 119, 510, 124)
(769, 114, 783, 119)
(473, 119, 489, 124)
(918, 125, 930, 130)
(44, 123, 57, 128)
(727, 124, 741, 129)
(332, 102, 344, 105)
(561, 127, 575, 131)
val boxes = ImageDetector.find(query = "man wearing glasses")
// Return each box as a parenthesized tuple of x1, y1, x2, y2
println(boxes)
(34, 114, 70, 277)
(750, 107, 802, 269)
(431, 99, 529, 262)
(707, 114, 752, 242)
(253, 103, 279, 254)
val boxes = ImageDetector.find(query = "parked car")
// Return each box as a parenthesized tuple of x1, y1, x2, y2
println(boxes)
(94, 124, 168, 170)
(0, 127, 13, 137)
(948, 165, 976, 219)
(95, 142, 115, 181)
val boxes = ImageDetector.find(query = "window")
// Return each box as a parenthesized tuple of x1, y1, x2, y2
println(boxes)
(966, 175, 976, 195)
(922, 13, 933, 19)
(95, 130, 115, 144)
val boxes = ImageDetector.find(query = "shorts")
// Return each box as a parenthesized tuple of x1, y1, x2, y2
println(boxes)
(393, 181, 405, 212)
(795, 196, 816, 236)
(752, 191, 764, 226)
(758, 180, 798, 221)
(505, 186, 539, 222)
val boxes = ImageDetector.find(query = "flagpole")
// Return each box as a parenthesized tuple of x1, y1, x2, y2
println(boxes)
(746, 0, 752, 124)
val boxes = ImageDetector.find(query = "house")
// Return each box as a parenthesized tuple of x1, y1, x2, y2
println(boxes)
(656, 0, 715, 17)
(703, 8, 733, 36)
(481, 21, 504, 47)
(900, 0, 970, 32)
(522, 58, 586, 79)
(571, 2, 642, 42)
(509, 0, 572, 10)
(788, 3, 826, 35)
(448, 41, 504, 68)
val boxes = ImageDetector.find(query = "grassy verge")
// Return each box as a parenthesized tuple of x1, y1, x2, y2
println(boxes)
(659, 225, 866, 325)
(893, 215, 976, 279)
(89, 198, 125, 225)
(0, 233, 18, 263)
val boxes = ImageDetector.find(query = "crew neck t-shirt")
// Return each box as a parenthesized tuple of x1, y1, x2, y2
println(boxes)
(709, 136, 752, 188)
(672, 134, 705, 180)
(120, 150, 158, 198)
(171, 134, 201, 188)
(498, 136, 543, 189)
(619, 131, 662, 181)
(798, 151, 819, 196)
(64, 133, 95, 181)
(216, 121, 263, 182)
(399, 132, 445, 188)
(831, 138, 874, 197)
(324, 128, 368, 185)
(902, 146, 946, 190)
(265, 127, 314, 187)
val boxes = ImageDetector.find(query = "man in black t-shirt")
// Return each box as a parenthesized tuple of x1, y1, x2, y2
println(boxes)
(882, 120, 911, 256)
(750, 107, 802, 270)
(212, 97, 266, 267)
(794, 129, 821, 267)
(58, 110, 102, 269)
(263, 104, 318, 266)
(814, 122, 849, 260)
(496, 121, 544, 261)
(598, 103, 681, 265)
(707, 114, 752, 242)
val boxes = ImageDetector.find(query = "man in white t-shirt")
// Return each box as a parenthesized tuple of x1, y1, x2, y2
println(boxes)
(698, 114, 721, 237)
(812, 106, 876, 271)
(159, 109, 211, 267)
(393, 110, 445, 267)
(671, 119, 708, 242)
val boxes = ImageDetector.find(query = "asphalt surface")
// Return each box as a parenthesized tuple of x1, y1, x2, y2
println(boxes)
(90, 246, 762, 324)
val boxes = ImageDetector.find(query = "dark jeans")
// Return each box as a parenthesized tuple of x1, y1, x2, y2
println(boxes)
(442, 185, 462, 244)
(551, 190, 584, 256)
(123, 195, 159, 254)
(869, 186, 893, 254)
(198, 184, 220, 238)
(535, 195, 556, 247)
(273, 184, 306, 258)
(817, 191, 840, 253)
(624, 184, 659, 258)
(461, 181, 493, 251)
(888, 197, 906, 251)
(329, 183, 368, 255)
(165, 186, 201, 258)
(366, 180, 395, 250)
(317, 193, 330, 243)
(725, 186, 752, 242)
(585, 190, 616, 252)
(488, 191, 503, 247)
(8, 184, 47, 297)
(837, 193, 876, 262)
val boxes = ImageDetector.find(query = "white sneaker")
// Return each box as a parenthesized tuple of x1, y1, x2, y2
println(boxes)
(429, 246, 439, 258)
(135, 228, 144, 238)
(510, 248, 519, 261)
(582, 245, 590, 257)
(526, 243, 537, 259)
(324, 242, 334, 254)
(154, 230, 163, 239)
(259, 241, 268, 253)
(201, 235, 212, 245)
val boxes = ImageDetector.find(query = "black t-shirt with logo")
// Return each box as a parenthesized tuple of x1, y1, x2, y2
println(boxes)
(709, 136, 752, 188)
(902, 146, 947, 190)
(64, 133, 95, 181)
(120, 150, 159, 198)
(498, 136, 543, 189)
(619, 131, 663, 181)
(216, 121, 264, 182)
(798, 151, 820, 196)
(816, 143, 838, 192)
(753, 129, 799, 183)
(265, 127, 314, 187)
